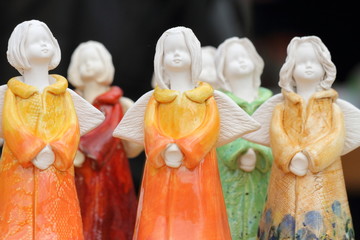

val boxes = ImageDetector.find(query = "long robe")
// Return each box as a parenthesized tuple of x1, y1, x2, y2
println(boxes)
(75, 86, 137, 240)
(0, 75, 83, 239)
(258, 89, 355, 239)
(216, 88, 273, 240)
(134, 82, 231, 240)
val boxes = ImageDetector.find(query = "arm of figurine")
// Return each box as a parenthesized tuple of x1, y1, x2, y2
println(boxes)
(241, 93, 284, 146)
(0, 85, 8, 138)
(302, 103, 345, 173)
(214, 90, 261, 147)
(113, 90, 154, 145)
(3, 89, 46, 167)
(251, 143, 273, 173)
(48, 91, 81, 171)
(175, 96, 220, 169)
(270, 103, 301, 173)
(68, 88, 105, 136)
(217, 138, 250, 170)
(336, 98, 360, 155)
(144, 96, 174, 168)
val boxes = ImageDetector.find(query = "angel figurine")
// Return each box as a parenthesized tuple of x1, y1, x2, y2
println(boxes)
(215, 37, 273, 239)
(199, 45, 221, 89)
(244, 36, 358, 239)
(113, 26, 260, 239)
(0, 20, 104, 239)
(67, 40, 143, 240)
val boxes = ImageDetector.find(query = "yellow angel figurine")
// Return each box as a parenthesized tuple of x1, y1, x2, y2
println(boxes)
(0, 20, 104, 239)
(244, 36, 359, 239)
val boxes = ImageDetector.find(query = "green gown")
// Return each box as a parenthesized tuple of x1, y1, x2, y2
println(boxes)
(217, 87, 273, 240)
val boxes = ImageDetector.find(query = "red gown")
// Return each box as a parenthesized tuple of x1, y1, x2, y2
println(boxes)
(75, 86, 137, 240)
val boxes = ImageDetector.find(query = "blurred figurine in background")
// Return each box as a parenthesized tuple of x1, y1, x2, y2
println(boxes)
(113, 26, 261, 240)
(0, 20, 104, 239)
(199, 45, 221, 89)
(215, 37, 273, 239)
(68, 40, 142, 240)
(244, 36, 360, 239)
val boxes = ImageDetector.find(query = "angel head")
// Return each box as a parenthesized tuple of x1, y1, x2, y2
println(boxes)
(67, 40, 115, 91)
(279, 36, 336, 92)
(153, 26, 202, 89)
(215, 37, 264, 92)
(199, 45, 220, 89)
(7, 19, 61, 75)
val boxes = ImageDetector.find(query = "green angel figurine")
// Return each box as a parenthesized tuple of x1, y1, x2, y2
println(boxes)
(215, 37, 273, 240)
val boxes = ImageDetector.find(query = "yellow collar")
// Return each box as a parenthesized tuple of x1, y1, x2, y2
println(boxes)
(282, 88, 338, 104)
(8, 74, 68, 98)
(154, 82, 214, 103)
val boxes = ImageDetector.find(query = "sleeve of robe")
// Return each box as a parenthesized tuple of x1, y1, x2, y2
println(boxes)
(50, 92, 80, 171)
(144, 96, 174, 168)
(303, 103, 345, 173)
(2, 90, 46, 168)
(270, 103, 302, 173)
(175, 96, 220, 170)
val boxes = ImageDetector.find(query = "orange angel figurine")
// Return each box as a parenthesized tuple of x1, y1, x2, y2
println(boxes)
(113, 26, 260, 240)
(67, 40, 143, 240)
(0, 20, 104, 239)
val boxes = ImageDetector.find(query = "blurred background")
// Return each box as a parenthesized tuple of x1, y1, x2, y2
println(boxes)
(1, 0, 359, 232)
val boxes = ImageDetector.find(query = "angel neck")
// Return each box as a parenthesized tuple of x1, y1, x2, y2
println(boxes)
(22, 64, 50, 92)
(166, 70, 194, 92)
(82, 80, 110, 103)
(228, 76, 257, 102)
(295, 81, 319, 104)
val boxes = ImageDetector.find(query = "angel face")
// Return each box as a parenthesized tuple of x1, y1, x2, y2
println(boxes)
(224, 43, 255, 79)
(293, 42, 325, 86)
(78, 46, 105, 80)
(25, 24, 55, 66)
(163, 32, 191, 73)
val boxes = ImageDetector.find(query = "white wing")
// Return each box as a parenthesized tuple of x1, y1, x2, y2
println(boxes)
(241, 93, 283, 146)
(336, 98, 360, 155)
(113, 90, 154, 145)
(68, 89, 105, 136)
(214, 90, 261, 147)
(0, 85, 8, 138)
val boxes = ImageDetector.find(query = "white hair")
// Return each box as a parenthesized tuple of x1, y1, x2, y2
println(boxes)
(7, 19, 61, 75)
(67, 40, 115, 89)
(279, 36, 336, 92)
(215, 37, 264, 91)
(153, 26, 202, 89)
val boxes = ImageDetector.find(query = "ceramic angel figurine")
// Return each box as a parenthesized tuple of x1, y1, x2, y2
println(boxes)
(67, 40, 142, 240)
(199, 45, 221, 89)
(113, 26, 261, 240)
(244, 36, 359, 239)
(215, 37, 273, 239)
(0, 20, 104, 239)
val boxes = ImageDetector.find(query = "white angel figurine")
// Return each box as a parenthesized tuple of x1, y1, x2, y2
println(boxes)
(113, 26, 260, 240)
(243, 36, 358, 239)
(199, 45, 221, 89)
(67, 40, 142, 239)
(0, 20, 104, 239)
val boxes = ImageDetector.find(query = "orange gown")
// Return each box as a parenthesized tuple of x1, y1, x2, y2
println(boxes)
(0, 75, 83, 239)
(134, 82, 231, 240)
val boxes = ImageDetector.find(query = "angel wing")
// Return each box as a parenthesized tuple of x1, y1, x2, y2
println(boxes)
(68, 89, 105, 136)
(241, 93, 283, 146)
(336, 98, 360, 155)
(112, 90, 154, 145)
(0, 84, 8, 138)
(214, 90, 261, 147)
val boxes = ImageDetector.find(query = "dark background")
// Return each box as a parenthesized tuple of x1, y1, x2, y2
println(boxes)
(1, 0, 359, 232)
